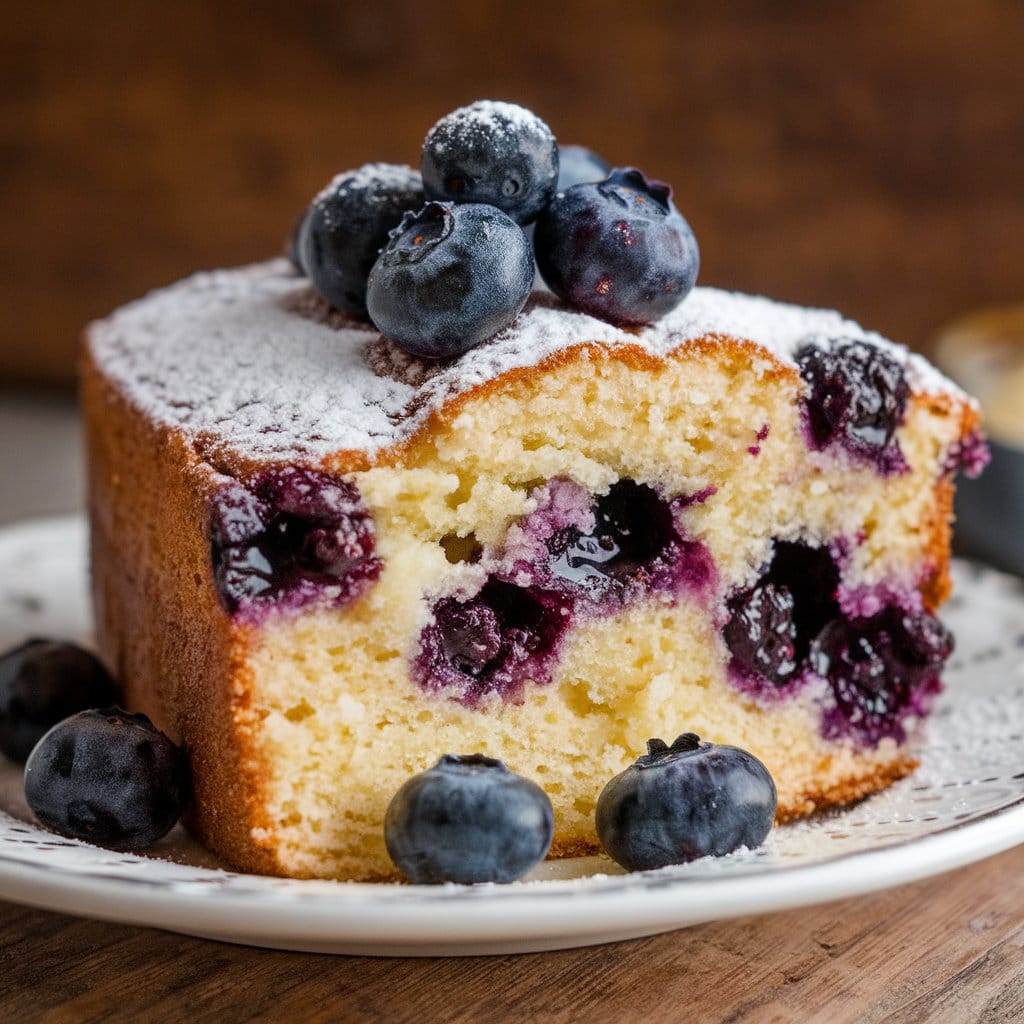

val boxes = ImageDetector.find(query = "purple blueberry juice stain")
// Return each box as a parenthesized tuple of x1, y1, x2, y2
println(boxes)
(724, 541, 841, 698)
(748, 423, 770, 456)
(414, 477, 717, 706)
(942, 429, 991, 479)
(414, 580, 572, 707)
(797, 339, 910, 475)
(837, 580, 922, 621)
(723, 537, 953, 744)
(673, 485, 718, 510)
(209, 466, 381, 621)
(813, 606, 951, 745)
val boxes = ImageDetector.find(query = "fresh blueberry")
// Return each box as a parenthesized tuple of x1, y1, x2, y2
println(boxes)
(384, 754, 554, 883)
(797, 339, 910, 473)
(24, 708, 190, 851)
(813, 606, 951, 744)
(596, 733, 777, 871)
(297, 163, 424, 320)
(557, 144, 612, 190)
(209, 466, 381, 620)
(545, 479, 681, 599)
(421, 100, 558, 225)
(523, 144, 611, 254)
(724, 542, 840, 687)
(366, 201, 534, 359)
(534, 167, 699, 327)
(0, 639, 119, 763)
(414, 578, 571, 706)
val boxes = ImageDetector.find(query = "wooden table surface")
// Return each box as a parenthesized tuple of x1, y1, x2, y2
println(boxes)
(1, 845, 1022, 1023)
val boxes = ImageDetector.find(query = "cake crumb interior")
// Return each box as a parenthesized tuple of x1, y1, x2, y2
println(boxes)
(239, 346, 962, 879)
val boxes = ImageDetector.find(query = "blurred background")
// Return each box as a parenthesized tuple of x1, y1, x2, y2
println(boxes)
(2, 0, 1023, 542)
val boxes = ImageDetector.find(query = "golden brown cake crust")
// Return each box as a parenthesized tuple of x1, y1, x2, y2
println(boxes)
(774, 756, 920, 822)
(81, 349, 281, 875)
(919, 394, 983, 612)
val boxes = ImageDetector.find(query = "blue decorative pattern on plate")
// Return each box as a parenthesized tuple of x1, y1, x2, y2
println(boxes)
(0, 517, 1021, 955)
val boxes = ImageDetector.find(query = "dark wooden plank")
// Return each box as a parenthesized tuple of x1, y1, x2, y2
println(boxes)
(1, 845, 1022, 1023)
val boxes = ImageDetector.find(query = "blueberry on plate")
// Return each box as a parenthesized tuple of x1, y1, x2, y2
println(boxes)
(24, 708, 190, 851)
(557, 144, 612, 191)
(366, 201, 534, 359)
(297, 162, 424, 320)
(0, 638, 119, 763)
(535, 167, 700, 327)
(421, 100, 559, 225)
(384, 754, 554, 884)
(596, 733, 776, 871)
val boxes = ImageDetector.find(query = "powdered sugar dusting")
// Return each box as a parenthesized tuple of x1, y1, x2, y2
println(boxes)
(424, 100, 554, 151)
(86, 260, 968, 467)
(312, 163, 422, 212)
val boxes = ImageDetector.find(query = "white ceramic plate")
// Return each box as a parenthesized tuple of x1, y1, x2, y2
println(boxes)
(0, 516, 1022, 956)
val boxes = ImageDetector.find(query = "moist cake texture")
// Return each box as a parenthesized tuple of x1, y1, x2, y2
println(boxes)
(83, 259, 982, 880)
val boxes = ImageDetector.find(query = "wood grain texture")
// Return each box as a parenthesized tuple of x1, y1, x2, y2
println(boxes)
(4, 1, 1024, 387)
(1, 845, 1022, 1023)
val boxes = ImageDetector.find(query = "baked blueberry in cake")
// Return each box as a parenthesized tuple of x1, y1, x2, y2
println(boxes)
(82, 100, 986, 880)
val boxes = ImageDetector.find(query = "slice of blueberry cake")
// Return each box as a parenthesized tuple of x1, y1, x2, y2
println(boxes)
(83, 259, 983, 880)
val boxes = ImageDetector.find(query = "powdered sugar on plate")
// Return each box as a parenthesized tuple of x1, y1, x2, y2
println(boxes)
(86, 260, 967, 466)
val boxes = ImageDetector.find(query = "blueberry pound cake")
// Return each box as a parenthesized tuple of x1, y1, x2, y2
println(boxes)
(82, 260, 984, 880)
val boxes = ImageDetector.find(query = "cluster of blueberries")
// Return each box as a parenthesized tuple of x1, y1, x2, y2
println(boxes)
(0, 638, 775, 882)
(722, 538, 952, 745)
(386, 736, 776, 883)
(1, 640, 189, 852)
(290, 100, 700, 359)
